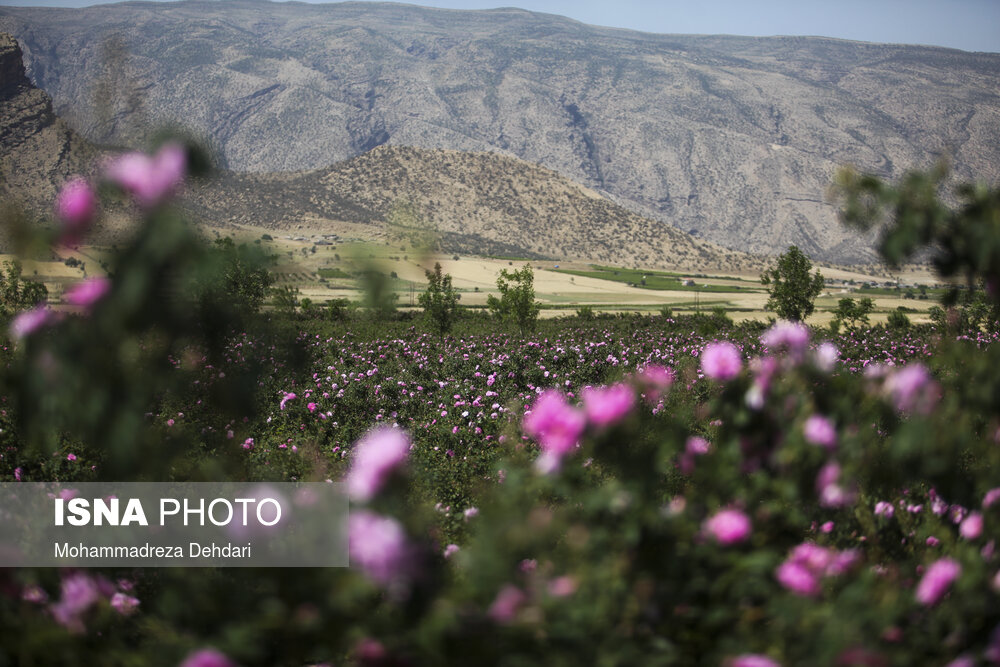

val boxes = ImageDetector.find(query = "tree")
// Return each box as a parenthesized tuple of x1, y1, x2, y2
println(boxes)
(271, 285, 299, 316)
(326, 298, 352, 321)
(0, 260, 48, 317)
(832, 297, 874, 330)
(835, 164, 1000, 328)
(887, 307, 911, 330)
(487, 264, 540, 334)
(761, 246, 824, 322)
(205, 237, 273, 316)
(357, 268, 398, 319)
(418, 262, 460, 334)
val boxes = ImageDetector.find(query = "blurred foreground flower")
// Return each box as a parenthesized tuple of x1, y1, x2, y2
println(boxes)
(803, 414, 837, 449)
(105, 142, 187, 209)
(345, 427, 411, 502)
(54, 177, 97, 245)
(776, 543, 859, 597)
(179, 648, 237, 667)
(10, 305, 51, 340)
(49, 572, 99, 633)
(581, 382, 635, 427)
(915, 558, 961, 606)
(348, 510, 412, 587)
(884, 364, 940, 414)
(703, 508, 752, 545)
(731, 655, 781, 667)
(761, 320, 810, 358)
(63, 277, 111, 308)
(701, 341, 742, 380)
(523, 390, 585, 474)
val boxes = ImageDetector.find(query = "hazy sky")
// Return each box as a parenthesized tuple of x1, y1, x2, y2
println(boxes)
(2, 0, 998, 53)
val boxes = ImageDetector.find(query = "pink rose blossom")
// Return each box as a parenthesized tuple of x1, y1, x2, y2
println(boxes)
(776, 560, 821, 597)
(21, 585, 47, 604)
(761, 320, 810, 356)
(105, 142, 187, 208)
(816, 462, 854, 508)
(874, 501, 894, 518)
(915, 558, 961, 606)
(179, 649, 237, 667)
(110, 592, 140, 616)
(63, 277, 111, 308)
(983, 488, 1000, 508)
(732, 654, 782, 667)
(581, 383, 636, 427)
(803, 414, 837, 449)
(686, 436, 711, 455)
(776, 543, 857, 597)
(960, 512, 983, 540)
(884, 364, 940, 414)
(547, 575, 577, 598)
(704, 508, 752, 545)
(814, 342, 840, 372)
(348, 510, 411, 586)
(354, 638, 387, 663)
(10, 306, 51, 340)
(345, 427, 410, 502)
(488, 584, 526, 623)
(279, 392, 296, 410)
(523, 390, 585, 474)
(945, 657, 975, 667)
(50, 572, 100, 632)
(700, 341, 742, 380)
(54, 177, 97, 244)
(636, 364, 674, 403)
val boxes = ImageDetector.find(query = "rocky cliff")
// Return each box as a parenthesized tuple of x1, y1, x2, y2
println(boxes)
(0, 32, 94, 222)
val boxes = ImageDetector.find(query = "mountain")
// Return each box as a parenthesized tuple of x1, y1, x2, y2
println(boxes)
(1, 32, 753, 271)
(186, 144, 765, 272)
(3, 1, 998, 263)
(0, 31, 94, 221)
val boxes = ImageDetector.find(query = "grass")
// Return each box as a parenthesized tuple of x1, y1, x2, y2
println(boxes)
(317, 268, 352, 279)
(550, 266, 760, 292)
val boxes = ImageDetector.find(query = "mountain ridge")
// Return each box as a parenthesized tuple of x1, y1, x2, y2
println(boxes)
(2, 31, 761, 272)
(186, 143, 767, 272)
(2, 2, 999, 262)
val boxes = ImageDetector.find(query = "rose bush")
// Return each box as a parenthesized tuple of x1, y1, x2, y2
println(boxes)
(0, 154, 997, 666)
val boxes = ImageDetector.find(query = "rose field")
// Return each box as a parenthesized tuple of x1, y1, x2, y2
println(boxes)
(0, 141, 999, 667)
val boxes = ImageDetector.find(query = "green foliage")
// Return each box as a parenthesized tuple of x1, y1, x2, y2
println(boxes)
(326, 297, 352, 321)
(761, 245, 825, 321)
(887, 307, 911, 330)
(832, 296, 874, 330)
(487, 264, 540, 334)
(5, 152, 1000, 666)
(270, 284, 299, 316)
(575, 305, 595, 320)
(316, 267, 351, 279)
(0, 260, 47, 317)
(836, 164, 1000, 305)
(929, 305, 948, 328)
(195, 237, 274, 319)
(357, 267, 399, 318)
(418, 262, 460, 334)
